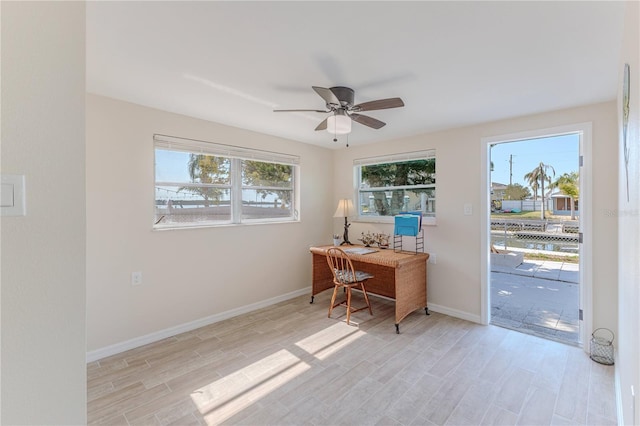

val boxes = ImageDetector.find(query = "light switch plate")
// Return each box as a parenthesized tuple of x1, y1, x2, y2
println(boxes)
(1, 183, 14, 207)
(1, 175, 26, 216)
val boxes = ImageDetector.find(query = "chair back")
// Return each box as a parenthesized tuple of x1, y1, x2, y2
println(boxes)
(326, 247, 357, 284)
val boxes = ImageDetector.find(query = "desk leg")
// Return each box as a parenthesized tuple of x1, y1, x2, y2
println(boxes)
(395, 323, 400, 334)
(310, 295, 314, 304)
(425, 307, 430, 315)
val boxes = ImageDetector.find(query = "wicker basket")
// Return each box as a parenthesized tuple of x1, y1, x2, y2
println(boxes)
(590, 328, 614, 365)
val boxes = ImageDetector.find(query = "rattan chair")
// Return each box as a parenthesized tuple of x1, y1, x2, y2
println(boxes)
(325, 247, 373, 325)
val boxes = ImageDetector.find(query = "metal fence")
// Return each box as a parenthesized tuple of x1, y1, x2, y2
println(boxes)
(490, 218, 579, 255)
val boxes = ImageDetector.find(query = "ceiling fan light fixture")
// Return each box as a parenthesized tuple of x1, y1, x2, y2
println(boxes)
(326, 110, 351, 135)
(274, 86, 403, 137)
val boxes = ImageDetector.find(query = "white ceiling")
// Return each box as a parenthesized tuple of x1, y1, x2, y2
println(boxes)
(86, 1, 626, 149)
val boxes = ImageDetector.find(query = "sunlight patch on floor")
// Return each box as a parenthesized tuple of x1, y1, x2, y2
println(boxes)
(190, 349, 310, 424)
(190, 323, 365, 424)
(295, 322, 365, 360)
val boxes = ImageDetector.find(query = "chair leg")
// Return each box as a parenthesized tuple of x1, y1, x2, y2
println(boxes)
(360, 283, 373, 315)
(345, 287, 352, 325)
(328, 285, 339, 318)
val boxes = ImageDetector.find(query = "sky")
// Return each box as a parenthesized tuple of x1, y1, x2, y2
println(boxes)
(155, 150, 193, 182)
(490, 133, 579, 189)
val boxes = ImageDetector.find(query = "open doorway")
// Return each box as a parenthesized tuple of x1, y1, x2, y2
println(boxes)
(481, 124, 591, 348)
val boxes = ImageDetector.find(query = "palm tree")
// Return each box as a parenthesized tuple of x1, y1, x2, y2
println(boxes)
(524, 171, 540, 201)
(551, 172, 579, 220)
(524, 162, 555, 219)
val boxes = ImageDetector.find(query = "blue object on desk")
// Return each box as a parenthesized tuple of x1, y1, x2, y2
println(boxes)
(394, 214, 420, 236)
(399, 211, 422, 228)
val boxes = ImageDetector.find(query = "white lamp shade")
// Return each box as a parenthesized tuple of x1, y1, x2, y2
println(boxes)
(334, 199, 356, 217)
(326, 110, 352, 135)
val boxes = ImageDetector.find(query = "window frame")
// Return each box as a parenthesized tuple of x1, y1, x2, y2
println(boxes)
(154, 134, 299, 229)
(354, 150, 436, 226)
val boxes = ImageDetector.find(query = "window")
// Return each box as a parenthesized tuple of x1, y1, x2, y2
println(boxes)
(355, 150, 436, 224)
(154, 135, 299, 228)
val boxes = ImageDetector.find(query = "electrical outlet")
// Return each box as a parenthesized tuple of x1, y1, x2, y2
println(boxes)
(429, 253, 437, 264)
(464, 203, 473, 215)
(131, 271, 142, 286)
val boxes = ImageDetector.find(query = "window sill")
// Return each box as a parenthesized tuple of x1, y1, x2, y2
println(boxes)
(153, 218, 300, 231)
(355, 216, 437, 226)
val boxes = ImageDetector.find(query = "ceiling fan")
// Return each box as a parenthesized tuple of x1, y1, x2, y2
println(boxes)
(274, 86, 405, 136)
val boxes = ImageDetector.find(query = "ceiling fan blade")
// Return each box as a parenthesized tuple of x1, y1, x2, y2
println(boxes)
(274, 108, 328, 113)
(350, 113, 386, 129)
(353, 97, 404, 112)
(312, 86, 341, 106)
(315, 118, 328, 131)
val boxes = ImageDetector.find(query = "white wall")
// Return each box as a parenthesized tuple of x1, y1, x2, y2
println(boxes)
(1, 2, 87, 424)
(616, 1, 639, 424)
(86, 94, 333, 353)
(333, 102, 618, 330)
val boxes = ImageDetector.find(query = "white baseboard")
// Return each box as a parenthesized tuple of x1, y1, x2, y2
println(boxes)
(86, 287, 310, 363)
(427, 302, 482, 324)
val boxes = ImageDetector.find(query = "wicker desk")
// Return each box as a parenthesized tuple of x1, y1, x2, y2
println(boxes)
(309, 245, 429, 333)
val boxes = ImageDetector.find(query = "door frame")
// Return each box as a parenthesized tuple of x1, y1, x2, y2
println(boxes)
(480, 122, 592, 348)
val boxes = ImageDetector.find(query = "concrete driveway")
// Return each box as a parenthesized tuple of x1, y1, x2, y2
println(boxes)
(491, 260, 580, 345)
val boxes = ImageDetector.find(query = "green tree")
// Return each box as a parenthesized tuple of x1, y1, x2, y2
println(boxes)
(504, 183, 531, 200)
(361, 159, 435, 215)
(243, 161, 293, 206)
(524, 162, 555, 219)
(551, 171, 579, 220)
(524, 170, 540, 201)
(181, 154, 230, 206)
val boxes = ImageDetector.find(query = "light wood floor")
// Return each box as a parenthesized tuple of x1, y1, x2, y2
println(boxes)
(88, 291, 617, 425)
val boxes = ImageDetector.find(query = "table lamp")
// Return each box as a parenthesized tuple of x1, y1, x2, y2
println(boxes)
(334, 199, 356, 245)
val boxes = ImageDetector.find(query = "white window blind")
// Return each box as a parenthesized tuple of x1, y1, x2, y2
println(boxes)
(154, 134, 300, 165)
(353, 150, 435, 166)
